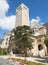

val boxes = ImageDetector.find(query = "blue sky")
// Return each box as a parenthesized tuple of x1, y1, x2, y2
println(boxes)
(0, 0, 48, 39)
(7, 0, 48, 21)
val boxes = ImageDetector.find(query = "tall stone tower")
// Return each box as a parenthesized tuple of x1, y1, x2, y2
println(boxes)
(15, 3, 30, 28)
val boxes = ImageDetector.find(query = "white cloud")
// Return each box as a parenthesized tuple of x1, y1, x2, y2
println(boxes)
(30, 17, 43, 28)
(0, 0, 9, 18)
(0, 16, 16, 30)
(30, 16, 41, 23)
(0, 0, 16, 30)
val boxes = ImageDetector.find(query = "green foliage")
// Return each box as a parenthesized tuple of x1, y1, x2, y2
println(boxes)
(0, 47, 8, 55)
(14, 25, 33, 55)
(44, 37, 48, 48)
(14, 25, 32, 38)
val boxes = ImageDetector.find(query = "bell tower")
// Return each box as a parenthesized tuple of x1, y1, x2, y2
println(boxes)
(15, 3, 30, 28)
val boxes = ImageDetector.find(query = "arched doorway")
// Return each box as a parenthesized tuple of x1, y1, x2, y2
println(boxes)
(38, 44, 43, 51)
(38, 44, 46, 57)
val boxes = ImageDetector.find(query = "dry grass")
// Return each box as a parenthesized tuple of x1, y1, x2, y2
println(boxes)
(7, 58, 45, 65)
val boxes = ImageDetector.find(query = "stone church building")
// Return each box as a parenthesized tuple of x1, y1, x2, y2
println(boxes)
(1, 3, 47, 57)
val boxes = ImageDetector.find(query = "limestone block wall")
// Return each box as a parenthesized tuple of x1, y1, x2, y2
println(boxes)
(30, 36, 47, 57)
(1, 33, 11, 48)
(22, 6, 30, 26)
(38, 27, 46, 35)
(15, 3, 30, 28)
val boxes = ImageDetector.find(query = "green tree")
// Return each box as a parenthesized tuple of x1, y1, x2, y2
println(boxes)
(8, 35, 16, 53)
(14, 25, 33, 56)
(44, 37, 48, 54)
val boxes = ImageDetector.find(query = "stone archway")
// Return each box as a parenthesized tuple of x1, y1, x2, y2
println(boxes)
(38, 44, 43, 51)
(38, 44, 45, 57)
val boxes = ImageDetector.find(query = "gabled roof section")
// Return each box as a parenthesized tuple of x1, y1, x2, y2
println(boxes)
(31, 21, 44, 29)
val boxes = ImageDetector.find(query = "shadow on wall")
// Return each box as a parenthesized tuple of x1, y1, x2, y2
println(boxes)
(35, 58, 48, 64)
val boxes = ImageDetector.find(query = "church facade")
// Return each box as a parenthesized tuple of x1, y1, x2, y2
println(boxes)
(1, 3, 47, 57)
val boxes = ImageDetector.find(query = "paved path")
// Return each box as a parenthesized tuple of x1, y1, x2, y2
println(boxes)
(25, 57, 48, 65)
(14, 57, 48, 65)
(0, 58, 21, 65)
(0, 56, 48, 65)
